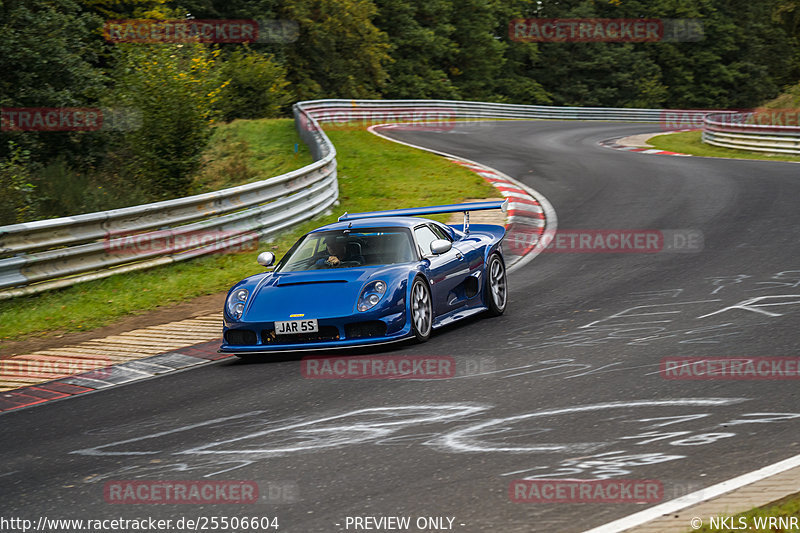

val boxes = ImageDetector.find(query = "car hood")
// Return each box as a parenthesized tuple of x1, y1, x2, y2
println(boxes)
(243, 265, 410, 322)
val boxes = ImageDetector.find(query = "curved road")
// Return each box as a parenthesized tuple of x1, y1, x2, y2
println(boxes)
(2, 120, 799, 532)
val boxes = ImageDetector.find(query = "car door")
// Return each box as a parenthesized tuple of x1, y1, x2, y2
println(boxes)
(414, 224, 468, 316)
(436, 222, 485, 280)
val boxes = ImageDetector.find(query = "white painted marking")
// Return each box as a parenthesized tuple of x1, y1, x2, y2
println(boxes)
(496, 186, 526, 194)
(71, 411, 267, 456)
(501, 191, 538, 201)
(507, 202, 543, 212)
(180, 405, 487, 456)
(635, 414, 710, 428)
(751, 270, 800, 290)
(580, 300, 722, 329)
(582, 452, 800, 533)
(707, 274, 751, 294)
(505, 216, 544, 227)
(698, 295, 800, 318)
(628, 289, 684, 299)
(724, 413, 800, 426)
(73, 405, 489, 459)
(520, 451, 688, 481)
(436, 399, 745, 454)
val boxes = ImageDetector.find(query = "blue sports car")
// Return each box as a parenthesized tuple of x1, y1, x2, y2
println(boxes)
(220, 201, 509, 354)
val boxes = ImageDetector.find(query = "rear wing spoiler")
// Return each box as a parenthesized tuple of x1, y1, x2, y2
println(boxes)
(338, 200, 508, 234)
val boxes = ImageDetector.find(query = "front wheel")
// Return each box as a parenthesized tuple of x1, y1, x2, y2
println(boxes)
(410, 278, 433, 342)
(485, 253, 507, 316)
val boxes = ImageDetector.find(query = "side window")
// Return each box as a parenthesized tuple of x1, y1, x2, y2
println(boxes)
(430, 224, 453, 242)
(414, 225, 439, 256)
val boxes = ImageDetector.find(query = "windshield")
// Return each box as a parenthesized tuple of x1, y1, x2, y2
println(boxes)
(275, 228, 416, 272)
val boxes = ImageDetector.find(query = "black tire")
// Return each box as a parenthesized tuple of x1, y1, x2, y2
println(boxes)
(485, 253, 508, 316)
(410, 277, 433, 342)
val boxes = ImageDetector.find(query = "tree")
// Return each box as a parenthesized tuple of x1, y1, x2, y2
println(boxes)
(372, 0, 460, 99)
(445, 0, 507, 101)
(491, 0, 551, 104)
(0, 0, 106, 163)
(277, 0, 391, 99)
(104, 43, 228, 198)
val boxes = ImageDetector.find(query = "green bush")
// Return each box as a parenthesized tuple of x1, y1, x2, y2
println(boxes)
(30, 159, 151, 218)
(103, 43, 228, 199)
(761, 81, 800, 109)
(0, 142, 38, 225)
(217, 49, 293, 121)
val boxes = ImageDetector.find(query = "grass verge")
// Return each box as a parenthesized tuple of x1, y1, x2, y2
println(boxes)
(0, 123, 495, 348)
(648, 130, 800, 163)
(190, 118, 312, 193)
(692, 490, 800, 532)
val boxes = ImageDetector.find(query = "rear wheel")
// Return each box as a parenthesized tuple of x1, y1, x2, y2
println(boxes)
(410, 278, 433, 342)
(485, 253, 507, 316)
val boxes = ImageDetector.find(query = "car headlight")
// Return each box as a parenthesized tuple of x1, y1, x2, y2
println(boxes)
(226, 288, 249, 319)
(357, 280, 387, 312)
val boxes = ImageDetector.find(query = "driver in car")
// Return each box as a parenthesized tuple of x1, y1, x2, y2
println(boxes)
(316, 235, 364, 267)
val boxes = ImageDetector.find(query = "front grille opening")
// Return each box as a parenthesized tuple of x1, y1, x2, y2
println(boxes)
(225, 329, 257, 346)
(345, 321, 387, 339)
(261, 325, 340, 344)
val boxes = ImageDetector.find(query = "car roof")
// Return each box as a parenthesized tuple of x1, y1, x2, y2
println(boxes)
(310, 216, 444, 233)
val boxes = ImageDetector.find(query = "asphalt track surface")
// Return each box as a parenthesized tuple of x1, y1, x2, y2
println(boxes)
(2, 120, 799, 533)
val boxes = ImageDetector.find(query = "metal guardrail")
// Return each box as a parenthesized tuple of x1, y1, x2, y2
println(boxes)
(297, 98, 694, 122)
(2, 98, 773, 300)
(0, 104, 337, 300)
(703, 112, 800, 155)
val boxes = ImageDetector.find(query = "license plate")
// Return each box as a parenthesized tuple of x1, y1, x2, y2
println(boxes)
(275, 319, 318, 335)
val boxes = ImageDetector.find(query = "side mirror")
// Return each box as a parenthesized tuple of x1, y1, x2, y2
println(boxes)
(430, 239, 452, 255)
(257, 251, 275, 267)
